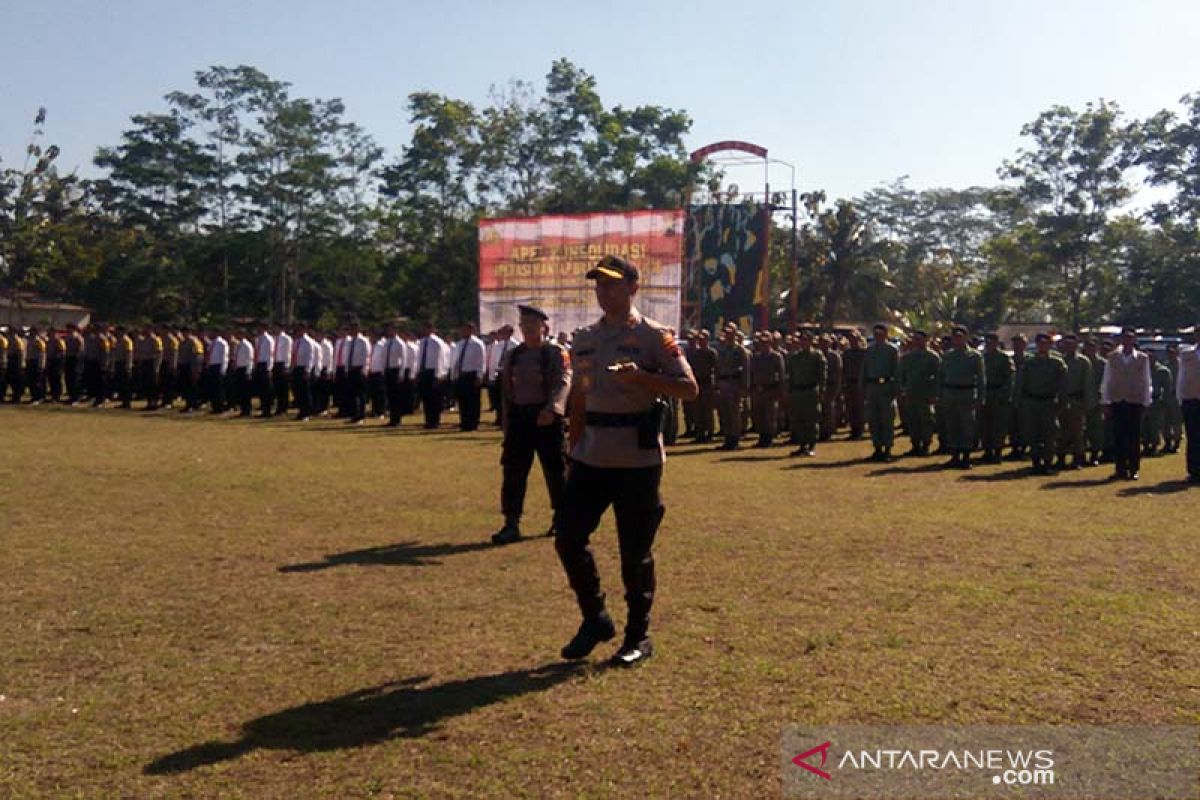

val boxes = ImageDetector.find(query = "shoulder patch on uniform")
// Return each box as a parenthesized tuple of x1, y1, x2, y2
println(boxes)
(660, 330, 682, 358)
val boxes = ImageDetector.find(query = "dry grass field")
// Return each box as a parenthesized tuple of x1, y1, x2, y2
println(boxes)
(2, 403, 1198, 798)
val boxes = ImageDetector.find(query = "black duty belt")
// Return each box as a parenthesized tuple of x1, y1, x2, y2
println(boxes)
(586, 410, 655, 428)
(790, 383, 818, 390)
(867, 377, 893, 384)
(1023, 392, 1055, 400)
(943, 383, 976, 390)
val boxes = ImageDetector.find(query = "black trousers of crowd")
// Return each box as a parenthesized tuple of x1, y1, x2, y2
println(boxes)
(487, 381, 502, 422)
(203, 366, 225, 412)
(346, 366, 367, 421)
(112, 363, 131, 407)
(385, 368, 404, 425)
(368, 371, 387, 417)
(292, 367, 313, 419)
(272, 365, 290, 415)
(314, 371, 332, 415)
(235, 367, 253, 415)
(1182, 398, 1200, 479)
(333, 366, 348, 417)
(46, 359, 64, 401)
(501, 405, 567, 523)
(177, 364, 200, 411)
(252, 364, 272, 416)
(1111, 401, 1143, 478)
(7, 358, 25, 402)
(158, 363, 176, 407)
(456, 371, 481, 431)
(138, 360, 160, 407)
(65, 356, 81, 402)
(554, 460, 665, 641)
(418, 369, 442, 428)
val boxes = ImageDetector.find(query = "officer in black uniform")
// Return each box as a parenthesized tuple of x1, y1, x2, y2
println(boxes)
(491, 305, 571, 545)
(555, 255, 698, 667)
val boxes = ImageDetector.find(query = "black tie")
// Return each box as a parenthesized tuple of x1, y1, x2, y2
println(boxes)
(421, 338, 431, 372)
(457, 339, 468, 373)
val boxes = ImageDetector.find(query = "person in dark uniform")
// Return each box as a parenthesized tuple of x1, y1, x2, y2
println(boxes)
(491, 305, 571, 545)
(555, 255, 698, 667)
(687, 329, 717, 443)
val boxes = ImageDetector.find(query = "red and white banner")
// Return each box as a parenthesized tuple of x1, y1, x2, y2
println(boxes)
(478, 209, 684, 338)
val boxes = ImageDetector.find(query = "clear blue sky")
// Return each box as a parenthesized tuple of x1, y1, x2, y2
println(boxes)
(3, 0, 1198, 201)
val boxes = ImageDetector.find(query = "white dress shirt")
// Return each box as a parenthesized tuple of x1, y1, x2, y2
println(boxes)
(416, 334, 450, 378)
(1101, 348, 1152, 406)
(207, 337, 229, 373)
(234, 338, 254, 369)
(345, 334, 371, 369)
(487, 338, 513, 382)
(383, 335, 407, 371)
(451, 335, 486, 378)
(273, 331, 293, 368)
(368, 338, 387, 373)
(1178, 346, 1200, 402)
(255, 333, 274, 365)
(294, 334, 319, 372)
(404, 340, 419, 379)
(319, 338, 333, 374)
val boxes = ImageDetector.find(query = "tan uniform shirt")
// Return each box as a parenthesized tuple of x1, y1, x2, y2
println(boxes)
(570, 309, 694, 468)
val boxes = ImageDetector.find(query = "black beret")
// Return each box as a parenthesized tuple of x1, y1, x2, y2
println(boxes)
(586, 255, 640, 282)
(517, 304, 549, 321)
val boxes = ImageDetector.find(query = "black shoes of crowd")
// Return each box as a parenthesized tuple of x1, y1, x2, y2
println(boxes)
(558, 611, 651, 667)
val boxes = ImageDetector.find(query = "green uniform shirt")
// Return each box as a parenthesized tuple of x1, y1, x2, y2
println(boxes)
(716, 343, 751, 391)
(786, 349, 826, 391)
(1062, 352, 1092, 400)
(898, 349, 940, 400)
(983, 349, 1014, 402)
(938, 347, 986, 397)
(750, 350, 785, 388)
(861, 341, 899, 383)
(1018, 352, 1066, 400)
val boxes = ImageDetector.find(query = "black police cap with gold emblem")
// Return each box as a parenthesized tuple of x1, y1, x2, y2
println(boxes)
(517, 304, 549, 321)
(586, 255, 640, 282)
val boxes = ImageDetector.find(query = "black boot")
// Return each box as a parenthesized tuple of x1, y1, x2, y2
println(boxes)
(561, 610, 616, 660)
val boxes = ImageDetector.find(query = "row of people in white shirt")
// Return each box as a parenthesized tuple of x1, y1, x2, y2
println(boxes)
(197, 328, 523, 382)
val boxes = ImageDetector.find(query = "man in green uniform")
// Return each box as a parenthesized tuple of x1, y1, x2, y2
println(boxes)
(979, 333, 1014, 463)
(1017, 333, 1066, 475)
(937, 325, 986, 468)
(749, 332, 785, 448)
(1143, 350, 1173, 456)
(1055, 333, 1092, 470)
(1083, 337, 1106, 465)
(860, 323, 899, 461)
(818, 334, 842, 442)
(841, 332, 867, 439)
(1008, 334, 1031, 460)
(897, 330, 940, 456)
(786, 330, 826, 456)
(687, 330, 717, 443)
(1163, 343, 1183, 454)
(556, 255, 698, 667)
(715, 325, 750, 450)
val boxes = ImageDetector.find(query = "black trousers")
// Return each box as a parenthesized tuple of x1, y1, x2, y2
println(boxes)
(1182, 399, 1200, 478)
(314, 371, 331, 414)
(400, 376, 416, 415)
(253, 364, 272, 415)
(456, 372, 481, 430)
(83, 360, 102, 403)
(385, 368, 404, 425)
(487, 381, 502, 415)
(64, 356, 80, 401)
(272, 365, 289, 414)
(204, 366, 225, 412)
(177, 365, 199, 410)
(291, 368, 313, 418)
(235, 367, 253, 414)
(368, 371, 386, 417)
(333, 367, 348, 416)
(159, 363, 176, 406)
(347, 367, 366, 420)
(6, 358, 24, 401)
(112, 363, 131, 406)
(1111, 401, 1143, 477)
(501, 406, 567, 522)
(554, 460, 665, 639)
(418, 370, 442, 428)
(46, 360, 64, 400)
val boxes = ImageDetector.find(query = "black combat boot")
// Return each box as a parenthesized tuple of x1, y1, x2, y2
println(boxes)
(561, 609, 616, 660)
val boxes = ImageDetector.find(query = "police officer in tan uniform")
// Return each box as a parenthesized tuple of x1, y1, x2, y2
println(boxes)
(556, 255, 698, 667)
(491, 304, 571, 545)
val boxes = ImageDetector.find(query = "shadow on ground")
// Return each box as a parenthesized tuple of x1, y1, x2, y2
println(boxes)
(144, 662, 589, 775)
(278, 538, 524, 572)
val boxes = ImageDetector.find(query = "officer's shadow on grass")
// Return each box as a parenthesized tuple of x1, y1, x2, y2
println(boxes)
(1038, 476, 1119, 490)
(144, 662, 590, 775)
(867, 461, 948, 477)
(782, 456, 870, 470)
(957, 467, 1033, 483)
(278, 538, 516, 572)
(1118, 479, 1195, 496)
